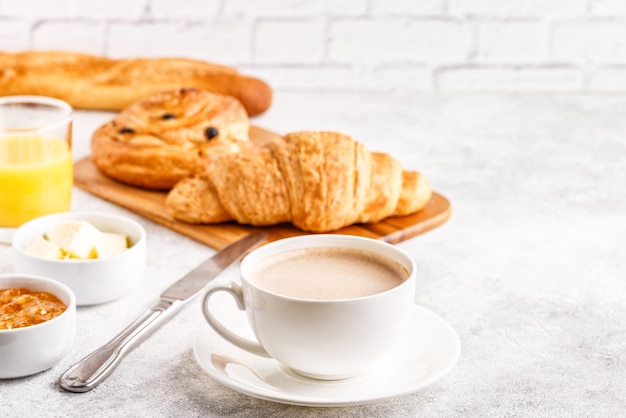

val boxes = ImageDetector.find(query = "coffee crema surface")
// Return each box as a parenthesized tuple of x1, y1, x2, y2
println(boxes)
(250, 247, 408, 300)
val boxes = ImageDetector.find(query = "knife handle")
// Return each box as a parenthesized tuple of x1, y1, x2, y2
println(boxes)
(59, 299, 180, 393)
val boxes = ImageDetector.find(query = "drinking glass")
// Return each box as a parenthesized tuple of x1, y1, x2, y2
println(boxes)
(0, 96, 73, 227)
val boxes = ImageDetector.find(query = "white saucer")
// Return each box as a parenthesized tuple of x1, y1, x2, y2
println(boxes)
(192, 304, 461, 407)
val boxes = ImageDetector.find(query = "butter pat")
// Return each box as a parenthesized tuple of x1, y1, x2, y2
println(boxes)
(46, 220, 103, 259)
(23, 236, 64, 260)
(24, 220, 131, 261)
(95, 232, 129, 258)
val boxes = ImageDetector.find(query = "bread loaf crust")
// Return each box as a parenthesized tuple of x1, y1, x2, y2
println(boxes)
(91, 88, 250, 190)
(0, 50, 272, 116)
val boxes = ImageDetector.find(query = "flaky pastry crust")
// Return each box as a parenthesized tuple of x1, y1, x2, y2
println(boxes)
(91, 88, 250, 190)
(165, 131, 432, 232)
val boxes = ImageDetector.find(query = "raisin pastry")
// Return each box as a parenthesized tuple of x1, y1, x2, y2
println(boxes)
(91, 88, 250, 190)
(165, 131, 432, 232)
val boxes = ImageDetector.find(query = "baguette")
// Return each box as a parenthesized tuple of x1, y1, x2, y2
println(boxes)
(0, 50, 272, 116)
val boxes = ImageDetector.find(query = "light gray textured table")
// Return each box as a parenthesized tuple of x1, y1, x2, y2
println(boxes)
(1, 92, 625, 417)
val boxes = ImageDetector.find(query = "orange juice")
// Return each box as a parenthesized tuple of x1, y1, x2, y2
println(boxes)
(0, 135, 72, 227)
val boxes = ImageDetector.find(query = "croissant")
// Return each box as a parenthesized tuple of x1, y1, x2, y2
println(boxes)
(165, 131, 432, 233)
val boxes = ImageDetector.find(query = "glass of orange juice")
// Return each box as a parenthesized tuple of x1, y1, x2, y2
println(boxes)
(0, 96, 73, 227)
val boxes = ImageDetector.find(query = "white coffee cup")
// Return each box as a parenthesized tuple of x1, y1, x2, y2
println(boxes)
(201, 234, 417, 380)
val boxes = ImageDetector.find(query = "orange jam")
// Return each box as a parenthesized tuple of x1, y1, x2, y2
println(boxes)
(0, 288, 67, 330)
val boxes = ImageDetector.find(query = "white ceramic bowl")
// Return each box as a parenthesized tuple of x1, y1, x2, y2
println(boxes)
(0, 274, 76, 379)
(12, 211, 147, 306)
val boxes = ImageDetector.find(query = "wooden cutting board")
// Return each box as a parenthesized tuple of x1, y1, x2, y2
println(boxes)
(74, 126, 451, 250)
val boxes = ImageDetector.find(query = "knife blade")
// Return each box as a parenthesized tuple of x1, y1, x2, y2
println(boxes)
(160, 232, 267, 302)
(59, 232, 267, 393)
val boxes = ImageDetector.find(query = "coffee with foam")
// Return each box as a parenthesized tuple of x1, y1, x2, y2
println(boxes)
(250, 247, 408, 300)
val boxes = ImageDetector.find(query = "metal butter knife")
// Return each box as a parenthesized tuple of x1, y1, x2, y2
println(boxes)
(59, 232, 267, 393)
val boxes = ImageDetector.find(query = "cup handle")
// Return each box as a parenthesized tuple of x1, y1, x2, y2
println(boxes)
(201, 278, 270, 358)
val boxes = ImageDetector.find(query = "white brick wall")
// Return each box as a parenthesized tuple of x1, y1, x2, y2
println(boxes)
(3, 0, 626, 92)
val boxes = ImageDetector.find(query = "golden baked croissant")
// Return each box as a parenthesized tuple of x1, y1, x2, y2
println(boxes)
(0, 50, 272, 116)
(165, 131, 432, 232)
